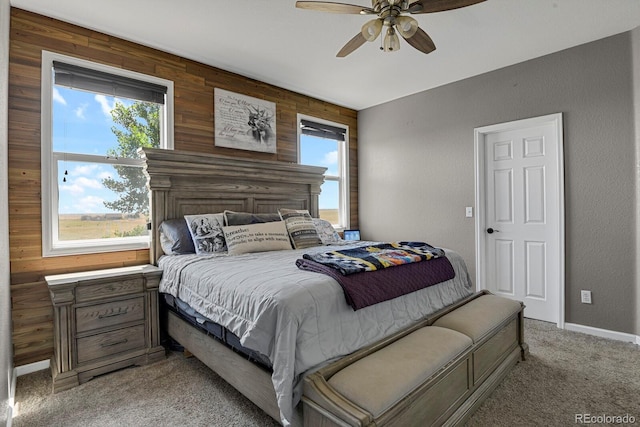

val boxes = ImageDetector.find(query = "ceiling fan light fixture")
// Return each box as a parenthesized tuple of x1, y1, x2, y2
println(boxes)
(361, 19, 383, 42)
(297, 0, 486, 57)
(383, 27, 400, 52)
(395, 15, 418, 38)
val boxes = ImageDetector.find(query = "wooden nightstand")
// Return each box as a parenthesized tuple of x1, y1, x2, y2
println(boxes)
(46, 264, 165, 392)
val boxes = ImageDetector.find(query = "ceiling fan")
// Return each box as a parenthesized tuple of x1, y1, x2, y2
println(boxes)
(295, 0, 486, 57)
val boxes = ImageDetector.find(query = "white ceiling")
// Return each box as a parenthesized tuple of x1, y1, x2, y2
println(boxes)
(10, 0, 640, 110)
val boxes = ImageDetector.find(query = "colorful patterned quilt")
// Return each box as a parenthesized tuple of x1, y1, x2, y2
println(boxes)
(302, 241, 446, 275)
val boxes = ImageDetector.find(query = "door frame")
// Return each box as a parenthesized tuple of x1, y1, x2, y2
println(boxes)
(474, 113, 565, 328)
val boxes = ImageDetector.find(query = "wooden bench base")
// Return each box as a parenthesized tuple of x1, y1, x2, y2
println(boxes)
(302, 291, 527, 427)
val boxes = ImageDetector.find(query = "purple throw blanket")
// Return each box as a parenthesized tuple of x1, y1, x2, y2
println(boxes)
(296, 256, 455, 310)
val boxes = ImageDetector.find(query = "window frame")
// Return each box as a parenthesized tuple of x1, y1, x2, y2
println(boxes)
(297, 114, 350, 230)
(41, 51, 174, 257)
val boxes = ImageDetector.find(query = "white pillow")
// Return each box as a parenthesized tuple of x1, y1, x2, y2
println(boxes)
(184, 213, 227, 254)
(222, 221, 292, 255)
(278, 208, 323, 249)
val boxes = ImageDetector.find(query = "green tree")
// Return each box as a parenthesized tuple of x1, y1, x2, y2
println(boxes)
(102, 101, 160, 217)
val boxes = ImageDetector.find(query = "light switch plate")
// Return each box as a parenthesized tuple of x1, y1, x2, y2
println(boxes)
(465, 207, 473, 218)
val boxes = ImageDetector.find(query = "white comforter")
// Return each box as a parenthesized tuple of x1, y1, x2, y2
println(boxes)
(158, 242, 474, 425)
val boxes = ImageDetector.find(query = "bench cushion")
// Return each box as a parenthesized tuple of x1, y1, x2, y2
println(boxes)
(433, 295, 521, 342)
(327, 326, 472, 418)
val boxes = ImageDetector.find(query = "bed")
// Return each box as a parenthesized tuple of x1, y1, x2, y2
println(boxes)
(141, 148, 476, 426)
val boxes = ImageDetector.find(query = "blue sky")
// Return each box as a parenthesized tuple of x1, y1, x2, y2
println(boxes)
(53, 86, 131, 214)
(53, 86, 124, 156)
(53, 86, 340, 213)
(300, 135, 340, 209)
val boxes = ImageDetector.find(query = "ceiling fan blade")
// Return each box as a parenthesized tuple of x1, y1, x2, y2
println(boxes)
(296, 1, 374, 14)
(403, 27, 436, 54)
(409, 0, 486, 14)
(336, 32, 367, 57)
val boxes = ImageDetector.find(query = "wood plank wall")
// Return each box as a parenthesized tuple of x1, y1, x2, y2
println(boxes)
(8, 8, 359, 366)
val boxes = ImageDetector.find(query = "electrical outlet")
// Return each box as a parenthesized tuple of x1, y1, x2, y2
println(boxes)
(581, 290, 592, 304)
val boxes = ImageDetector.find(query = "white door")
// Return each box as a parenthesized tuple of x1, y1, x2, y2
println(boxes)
(475, 114, 564, 325)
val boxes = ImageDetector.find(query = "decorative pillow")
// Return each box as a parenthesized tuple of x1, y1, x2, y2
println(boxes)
(222, 221, 292, 255)
(158, 218, 196, 255)
(184, 213, 227, 254)
(278, 208, 323, 249)
(224, 210, 282, 226)
(312, 218, 342, 245)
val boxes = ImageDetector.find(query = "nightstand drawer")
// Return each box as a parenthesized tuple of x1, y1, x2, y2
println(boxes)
(77, 324, 146, 364)
(76, 297, 145, 333)
(76, 278, 144, 303)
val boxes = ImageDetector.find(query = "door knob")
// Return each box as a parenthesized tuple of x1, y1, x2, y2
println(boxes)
(487, 227, 499, 234)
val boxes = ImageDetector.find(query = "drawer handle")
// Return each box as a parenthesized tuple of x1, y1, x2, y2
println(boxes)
(98, 310, 128, 319)
(101, 339, 128, 348)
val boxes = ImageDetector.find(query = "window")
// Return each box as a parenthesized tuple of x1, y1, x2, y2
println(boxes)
(297, 115, 349, 229)
(41, 51, 174, 257)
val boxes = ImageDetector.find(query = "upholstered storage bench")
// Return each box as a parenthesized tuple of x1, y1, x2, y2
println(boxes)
(302, 291, 527, 427)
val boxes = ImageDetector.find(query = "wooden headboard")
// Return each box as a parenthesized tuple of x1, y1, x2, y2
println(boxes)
(140, 148, 327, 265)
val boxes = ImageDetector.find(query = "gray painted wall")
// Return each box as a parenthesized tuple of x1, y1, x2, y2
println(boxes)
(359, 31, 638, 335)
(633, 26, 640, 337)
(1, 0, 12, 424)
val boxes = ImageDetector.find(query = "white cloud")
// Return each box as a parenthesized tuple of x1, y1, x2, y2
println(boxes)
(98, 171, 112, 180)
(72, 195, 106, 213)
(74, 176, 103, 190)
(52, 88, 67, 105)
(322, 150, 338, 166)
(59, 176, 103, 196)
(74, 103, 88, 119)
(71, 164, 100, 176)
(59, 183, 85, 196)
(94, 94, 114, 118)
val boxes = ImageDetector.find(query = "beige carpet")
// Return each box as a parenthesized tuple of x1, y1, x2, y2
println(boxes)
(468, 320, 639, 426)
(12, 319, 640, 427)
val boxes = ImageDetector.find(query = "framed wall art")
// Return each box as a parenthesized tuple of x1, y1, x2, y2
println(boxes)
(214, 88, 277, 153)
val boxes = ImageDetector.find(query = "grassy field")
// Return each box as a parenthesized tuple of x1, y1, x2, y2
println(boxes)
(59, 210, 339, 241)
(59, 214, 148, 240)
(319, 209, 339, 225)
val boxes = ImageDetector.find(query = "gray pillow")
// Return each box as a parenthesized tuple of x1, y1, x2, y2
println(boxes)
(224, 210, 281, 226)
(158, 219, 195, 255)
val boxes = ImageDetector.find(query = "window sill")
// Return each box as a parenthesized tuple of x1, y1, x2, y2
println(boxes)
(43, 238, 150, 258)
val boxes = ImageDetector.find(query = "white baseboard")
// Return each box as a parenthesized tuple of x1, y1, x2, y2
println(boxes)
(5, 403, 12, 427)
(14, 359, 49, 377)
(6, 366, 16, 427)
(564, 323, 640, 345)
(6, 359, 49, 426)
